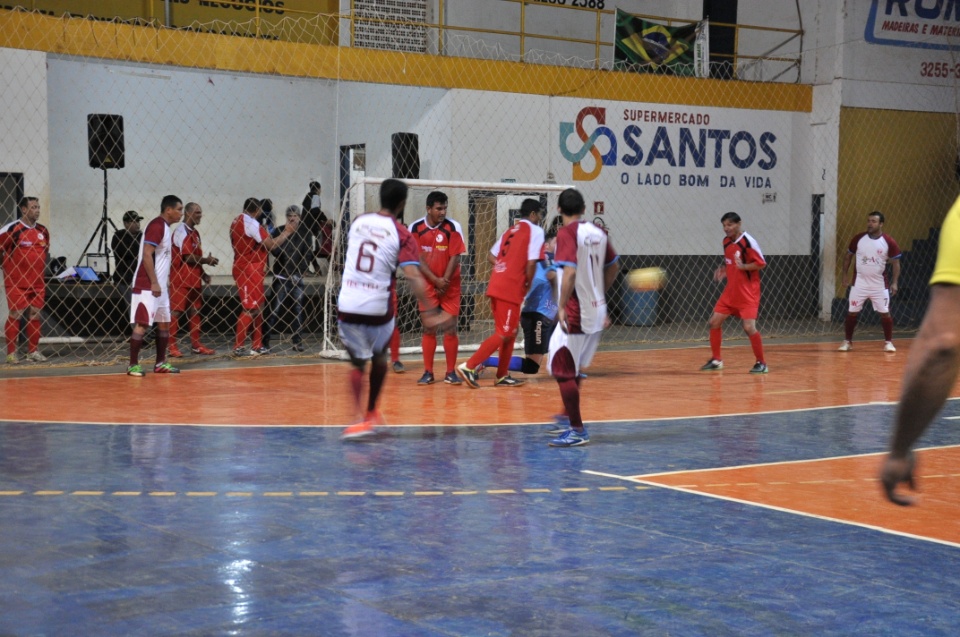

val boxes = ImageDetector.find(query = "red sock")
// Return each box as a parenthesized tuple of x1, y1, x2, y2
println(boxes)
(5, 317, 18, 354)
(557, 378, 582, 429)
(235, 313, 252, 349)
(844, 313, 859, 341)
(169, 314, 179, 345)
(190, 313, 202, 347)
(26, 319, 41, 353)
(749, 332, 765, 364)
(390, 327, 400, 363)
(710, 328, 722, 360)
(497, 338, 515, 378)
(252, 314, 263, 349)
(443, 332, 459, 374)
(130, 332, 143, 366)
(467, 334, 503, 369)
(422, 333, 437, 373)
(881, 315, 894, 342)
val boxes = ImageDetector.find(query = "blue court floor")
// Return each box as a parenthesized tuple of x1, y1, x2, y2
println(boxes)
(1, 401, 959, 635)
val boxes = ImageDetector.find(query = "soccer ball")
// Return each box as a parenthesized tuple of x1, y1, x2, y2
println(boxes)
(626, 267, 666, 292)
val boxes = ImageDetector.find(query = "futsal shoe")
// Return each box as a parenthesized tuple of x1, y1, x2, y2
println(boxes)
(25, 350, 47, 362)
(192, 344, 216, 355)
(456, 362, 480, 388)
(392, 361, 405, 373)
(5, 353, 18, 365)
(341, 420, 376, 441)
(251, 346, 270, 356)
(154, 362, 181, 374)
(546, 414, 571, 435)
(417, 371, 435, 385)
(749, 362, 769, 374)
(548, 428, 590, 447)
(443, 371, 462, 385)
(884, 341, 897, 353)
(838, 341, 852, 352)
(292, 343, 306, 352)
(232, 347, 247, 357)
(700, 359, 723, 371)
(168, 343, 184, 358)
(127, 364, 144, 377)
(495, 375, 525, 387)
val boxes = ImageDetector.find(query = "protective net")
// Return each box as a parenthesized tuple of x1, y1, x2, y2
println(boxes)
(0, 6, 958, 369)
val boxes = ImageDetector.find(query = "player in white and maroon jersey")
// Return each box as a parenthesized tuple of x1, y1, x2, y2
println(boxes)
(546, 188, 620, 448)
(339, 179, 447, 440)
(0, 197, 49, 364)
(701, 211, 769, 375)
(839, 211, 902, 353)
(127, 195, 183, 377)
(457, 198, 545, 388)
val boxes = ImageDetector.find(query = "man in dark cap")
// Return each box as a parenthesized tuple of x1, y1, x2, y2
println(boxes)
(112, 210, 143, 285)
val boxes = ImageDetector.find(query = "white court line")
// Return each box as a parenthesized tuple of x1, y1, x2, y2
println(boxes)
(583, 456, 960, 550)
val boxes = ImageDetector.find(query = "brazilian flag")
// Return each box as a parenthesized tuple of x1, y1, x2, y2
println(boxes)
(614, 9, 699, 75)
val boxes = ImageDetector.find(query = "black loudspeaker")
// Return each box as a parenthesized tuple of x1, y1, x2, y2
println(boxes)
(87, 114, 125, 169)
(391, 132, 420, 180)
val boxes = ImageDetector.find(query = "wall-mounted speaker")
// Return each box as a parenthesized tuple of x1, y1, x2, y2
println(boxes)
(87, 114, 125, 170)
(391, 132, 419, 180)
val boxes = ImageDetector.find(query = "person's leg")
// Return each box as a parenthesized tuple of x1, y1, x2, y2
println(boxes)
(291, 280, 305, 346)
(443, 329, 459, 375)
(703, 311, 729, 369)
(130, 324, 146, 368)
(368, 350, 388, 414)
(5, 307, 21, 357)
(251, 308, 264, 350)
(421, 327, 437, 374)
(25, 305, 43, 358)
(844, 312, 860, 343)
(168, 310, 183, 357)
(264, 279, 285, 349)
(235, 310, 252, 351)
(743, 318, 766, 369)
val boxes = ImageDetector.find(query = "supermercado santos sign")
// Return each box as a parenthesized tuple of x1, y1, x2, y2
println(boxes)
(556, 101, 797, 255)
(866, 0, 960, 48)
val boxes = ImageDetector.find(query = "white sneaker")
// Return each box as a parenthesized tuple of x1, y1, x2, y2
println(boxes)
(838, 341, 852, 352)
(25, 351, 47, 362)
(884, 341, 896, 353)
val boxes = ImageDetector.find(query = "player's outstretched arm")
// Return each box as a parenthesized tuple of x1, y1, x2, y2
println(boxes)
(881, 284, 960, 504)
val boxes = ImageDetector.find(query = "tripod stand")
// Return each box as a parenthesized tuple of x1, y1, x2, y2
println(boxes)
(77, 167, 118, 278)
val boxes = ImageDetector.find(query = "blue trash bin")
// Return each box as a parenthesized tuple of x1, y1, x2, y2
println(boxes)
(619, 288, 658, 326)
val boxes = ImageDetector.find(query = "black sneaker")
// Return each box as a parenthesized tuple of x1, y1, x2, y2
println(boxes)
(700, 359, 723, 371)
(417, 371, 435, 385)
(252, 346, 271, 356)
(443, 371, 462, 385)
(495, 375, 525, 387)
(392, 361, 405, 373)
(456, 362, 480, 389)
(292, 342, 305, 352)
(749, 361, 769, 374)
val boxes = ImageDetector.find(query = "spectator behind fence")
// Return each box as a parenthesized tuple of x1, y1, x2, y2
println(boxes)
(1, 197, 50, 364)
(264, 205, 312, 352)
(301, 178, 328, 276)
(112, 210, 142, 286)
(230, 197, 298, 356)
(169, 202, 219, 358)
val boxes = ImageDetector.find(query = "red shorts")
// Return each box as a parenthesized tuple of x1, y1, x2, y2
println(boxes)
(170, 285, 202, 313)
(234, 270, 266, 310)
(713, 298, 759, 320)
(490, 297, 521, 338)
(5, 284, 44, 313)
(418, 283, 461, 316)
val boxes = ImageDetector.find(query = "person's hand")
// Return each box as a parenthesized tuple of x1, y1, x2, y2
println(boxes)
(890, 282, 899, 297)
(205, 253, 219, 267)
(151, 281, 161, 298)
(557, 307, 569, 333)
(734, 252, 744, 270)
(434, 276, 448, 295)
(713, 266, 726, 282)
(880, 451, 917, 506)
(202, 273, 211, 286)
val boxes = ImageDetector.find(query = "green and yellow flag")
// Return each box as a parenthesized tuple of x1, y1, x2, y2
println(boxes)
(614, 9, 703, 76)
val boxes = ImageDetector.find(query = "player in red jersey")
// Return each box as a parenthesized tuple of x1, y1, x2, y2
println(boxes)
(338, 179, 447, 440)
(701, 211, 769, 374)
(408, 191, 466, 385)
(1, 197, 49, 364)
(547, 189, 620, 447)
(230, 197, 298, 356)
(169, 202, 219, 357)
(457, 198, 545, 388)
(838, 211, 901, 352)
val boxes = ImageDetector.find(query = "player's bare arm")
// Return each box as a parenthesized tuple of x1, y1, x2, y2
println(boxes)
(141, 243, 161, 297)
(603, 260, 620, 293)
(403, 263, 449, 331)
(889, 259, 901, 296)
(262, 217, 298, 251)
(880, 284, 960, 505)
(556, 265, 577, 333)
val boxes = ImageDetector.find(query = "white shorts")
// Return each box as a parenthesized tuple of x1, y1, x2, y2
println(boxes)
(547, 328, 602, 376)
(338, 319, 395, 360)
(130, 289, 171, 325)
(848, 286, 890, 314)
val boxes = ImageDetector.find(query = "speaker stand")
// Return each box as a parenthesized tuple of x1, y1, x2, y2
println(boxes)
(77, 168, 118, 278)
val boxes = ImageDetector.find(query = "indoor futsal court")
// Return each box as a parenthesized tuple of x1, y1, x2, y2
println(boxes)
(1, 339, 959, 636)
